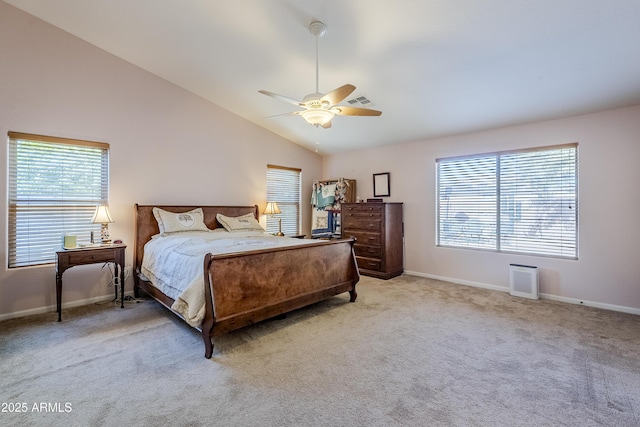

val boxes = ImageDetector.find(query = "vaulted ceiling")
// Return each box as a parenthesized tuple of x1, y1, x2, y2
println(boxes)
(5, 0, 640, 154)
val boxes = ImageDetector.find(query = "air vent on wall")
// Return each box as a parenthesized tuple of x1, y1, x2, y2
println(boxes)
(509, 264, 539, 300)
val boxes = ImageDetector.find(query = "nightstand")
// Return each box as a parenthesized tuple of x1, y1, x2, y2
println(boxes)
(55, 244, 126, 321)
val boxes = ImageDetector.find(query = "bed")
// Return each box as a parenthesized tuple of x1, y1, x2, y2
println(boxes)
(133, 204, 360, 358)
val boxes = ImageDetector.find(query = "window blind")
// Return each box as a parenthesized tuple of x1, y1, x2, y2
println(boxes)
(436, 143, 578, 258)
(8, 132, 109, 267)
(266, 165, 301, 235)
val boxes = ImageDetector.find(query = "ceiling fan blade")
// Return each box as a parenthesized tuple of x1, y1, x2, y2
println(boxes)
(321, 84, 356, 106)
(259, 90, 303, 107)
(332, 106, 382, 116)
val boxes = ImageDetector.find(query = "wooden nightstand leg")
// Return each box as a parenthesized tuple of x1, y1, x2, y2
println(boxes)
(56, 273, 62, 322)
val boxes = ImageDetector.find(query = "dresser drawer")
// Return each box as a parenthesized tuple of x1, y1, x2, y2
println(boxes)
(342, 231, 381, 246)
(343, 209, 383, 218)
(343, 204, 384, 214)
(342, 211, 383, 222)
(342, 217, 381, 231)
(356, 257, 382, 272)
(354, 244, 382, 258)
(66, 249, 117, 264)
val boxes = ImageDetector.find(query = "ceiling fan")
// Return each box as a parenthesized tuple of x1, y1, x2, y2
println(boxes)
(259, 20, 382, 129)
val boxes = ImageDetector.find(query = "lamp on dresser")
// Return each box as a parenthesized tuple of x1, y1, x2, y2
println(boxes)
(263, 202, 284, 236)
(92, 205, 114, 244)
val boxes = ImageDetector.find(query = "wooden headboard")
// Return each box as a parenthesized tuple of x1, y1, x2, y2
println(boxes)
(133, 204, 260, 272)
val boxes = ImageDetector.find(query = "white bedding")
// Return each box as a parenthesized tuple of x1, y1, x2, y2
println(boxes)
(140, 229, 318, 327)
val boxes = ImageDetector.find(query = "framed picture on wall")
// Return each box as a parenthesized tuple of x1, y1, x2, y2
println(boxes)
(373, 172, 390, 197)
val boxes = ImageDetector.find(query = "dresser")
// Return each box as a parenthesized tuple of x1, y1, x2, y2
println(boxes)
(341, 202, 403, 279)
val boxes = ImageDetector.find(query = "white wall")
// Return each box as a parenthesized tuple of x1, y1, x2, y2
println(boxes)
(0, 2, 322, 319)
(324, 105, 640, 313)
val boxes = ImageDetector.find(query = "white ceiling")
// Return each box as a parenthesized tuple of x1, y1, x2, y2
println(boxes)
(5, 0, 640, 154)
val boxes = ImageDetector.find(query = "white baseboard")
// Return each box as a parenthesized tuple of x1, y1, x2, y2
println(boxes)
(404, 270, 640, 316)
(0, 291, 136, 322)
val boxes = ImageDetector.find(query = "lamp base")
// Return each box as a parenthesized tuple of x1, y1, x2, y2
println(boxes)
(100, 223, 111, 244)
(276, 217, 284, 236)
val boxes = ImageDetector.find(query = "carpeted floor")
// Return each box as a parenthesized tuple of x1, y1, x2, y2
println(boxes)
(1, 275, 639, 426)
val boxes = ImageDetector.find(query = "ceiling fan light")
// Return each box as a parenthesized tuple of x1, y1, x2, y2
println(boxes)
(300, 109, 334, 127)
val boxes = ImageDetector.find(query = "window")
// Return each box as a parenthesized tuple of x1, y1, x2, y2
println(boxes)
(266, 165, 301, 235)
(436, 143, 578, 259)
(8, 132, 109, 267)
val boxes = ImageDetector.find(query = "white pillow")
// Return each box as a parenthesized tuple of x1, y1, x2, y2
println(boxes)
(216, 212, 264, 232)
(153, 207, 210, 235)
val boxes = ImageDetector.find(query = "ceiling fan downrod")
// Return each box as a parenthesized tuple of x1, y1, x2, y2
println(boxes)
(309, 21, 327, 94)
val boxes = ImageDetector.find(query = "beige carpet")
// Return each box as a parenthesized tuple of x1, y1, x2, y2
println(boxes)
(1, 275, 639, 426)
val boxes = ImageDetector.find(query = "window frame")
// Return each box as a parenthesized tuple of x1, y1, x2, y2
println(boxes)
(436, 143, 578, 259)
(7, 132, 110, 268)
(266, 164, 302, 236)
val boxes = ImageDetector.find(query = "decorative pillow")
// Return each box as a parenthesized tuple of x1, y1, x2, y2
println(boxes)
(153, 207, 210, 235)
(216, 212, 264, 232)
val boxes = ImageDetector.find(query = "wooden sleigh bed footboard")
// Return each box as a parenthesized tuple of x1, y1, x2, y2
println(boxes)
(201, 239, 359, 358)
(133, 204, 360, 358)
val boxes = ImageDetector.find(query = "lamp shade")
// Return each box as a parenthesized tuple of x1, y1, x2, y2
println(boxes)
(92, 205, 114, 224)
(263, 202, 281, 215)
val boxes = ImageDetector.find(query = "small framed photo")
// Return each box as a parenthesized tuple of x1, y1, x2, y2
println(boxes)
(373, 172, 390, 197)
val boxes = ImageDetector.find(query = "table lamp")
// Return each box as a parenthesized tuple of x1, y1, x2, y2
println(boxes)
(92, 205, 114, 243)
(263, 202, 284, 236)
